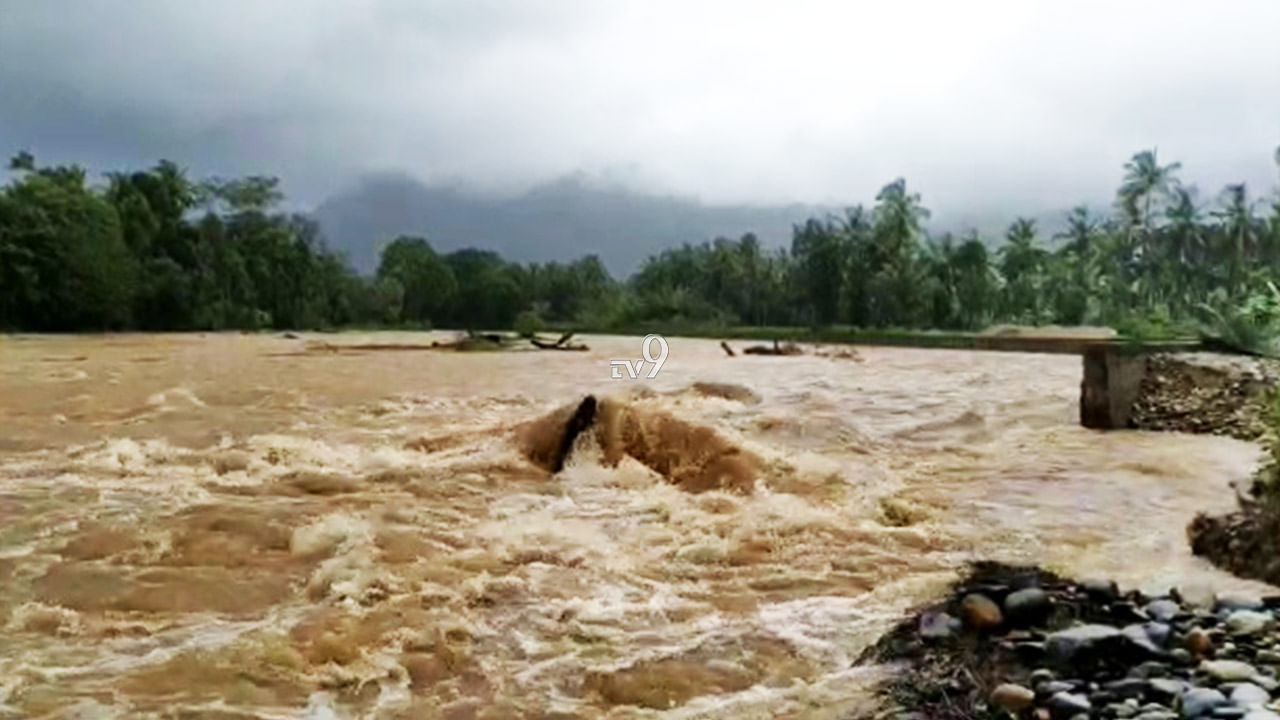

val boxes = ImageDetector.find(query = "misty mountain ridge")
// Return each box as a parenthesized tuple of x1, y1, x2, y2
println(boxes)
(313, 173, 1083, 276)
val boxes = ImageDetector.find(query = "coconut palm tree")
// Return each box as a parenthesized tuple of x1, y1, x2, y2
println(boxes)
(1117, 149, 1181, 306)
(1214, 183, 1261, 294)
(1118, 149, 1183, 236)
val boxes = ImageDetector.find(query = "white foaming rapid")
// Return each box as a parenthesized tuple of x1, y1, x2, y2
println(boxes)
(0, 332, 1266, 718)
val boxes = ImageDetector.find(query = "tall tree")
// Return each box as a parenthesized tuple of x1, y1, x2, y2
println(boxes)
(377, 236, 457, 326)
(868, 179, 929, 326)
(0, 154, 136, 329)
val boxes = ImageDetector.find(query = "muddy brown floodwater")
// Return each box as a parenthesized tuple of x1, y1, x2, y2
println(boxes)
(0, 332, 1270, 719)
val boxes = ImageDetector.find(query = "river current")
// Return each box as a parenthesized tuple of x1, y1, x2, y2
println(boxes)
(0, 332, 1268, 719)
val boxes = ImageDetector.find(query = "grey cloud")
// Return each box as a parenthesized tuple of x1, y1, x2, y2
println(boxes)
(1, 0, 1277, 229)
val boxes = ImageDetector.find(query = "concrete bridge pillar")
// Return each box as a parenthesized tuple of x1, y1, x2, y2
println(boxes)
(1080, 347, 1146, 429)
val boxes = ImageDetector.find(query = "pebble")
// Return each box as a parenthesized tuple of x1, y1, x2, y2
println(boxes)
(1084, 578, 1119, 602)
(1116, 601, 1153, 623)
(1046, 624, 1123, 664)
(1047, 691, 1091, 719)
(960, 593, 1003, 630)
(1039, 680, 1078, 696)
(1104, 678, 1151, 699)
(919, 611, 954, 639)
(1005, 587, 1052, 627)
(1256, 650, 1280, 664)
(1227, 611, 1274, 637)
(1251, 675, 1277, 691)
(1131, 661, 1174, 679)
(1030, 668, 1056, 685)
(990, 683, 1036, 712)
(1181, 687, 1228, 717)
(1148, 599, 1181, 623)
(1145, 622, 1174, 647)
(1124, 623, 1164, 655)
(1188, 629, 1215, 656)
(1109, 702, 1140, 718)
(1228, 683, 1269, 708)
(1203, 660, 1261, 683)
(1150, 678, 1190, 704)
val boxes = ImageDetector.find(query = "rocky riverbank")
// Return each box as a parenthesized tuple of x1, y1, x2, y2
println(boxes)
(1189, 506, 1280, 587)
(1131, 353, 1280, 440)
(864, 563, 1280, 719)
(1151, 352, 1280, 588)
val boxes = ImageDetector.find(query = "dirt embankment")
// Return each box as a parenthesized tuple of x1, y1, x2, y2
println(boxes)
(1131, 353, 1280, 440)
(1133, 353, 1280, 586)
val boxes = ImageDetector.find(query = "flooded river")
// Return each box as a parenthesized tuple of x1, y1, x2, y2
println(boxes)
(0, 332, 1269, 719)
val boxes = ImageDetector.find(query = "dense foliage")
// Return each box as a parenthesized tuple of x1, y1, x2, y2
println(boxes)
(1, 148, 1278, 335)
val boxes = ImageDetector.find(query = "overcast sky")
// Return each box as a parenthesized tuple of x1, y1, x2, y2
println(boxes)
(2, 0, 1278, 221)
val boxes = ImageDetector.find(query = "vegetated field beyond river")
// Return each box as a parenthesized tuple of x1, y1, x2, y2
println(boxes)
(0, 331, 1268, 719)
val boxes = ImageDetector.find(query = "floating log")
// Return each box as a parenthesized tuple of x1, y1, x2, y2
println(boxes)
(531, 338, 589, 351)
(465, 329, 508, 344)
(720, 341, 736, 357)
(530, 330, 588, 351)
(742, 340, 803, 356)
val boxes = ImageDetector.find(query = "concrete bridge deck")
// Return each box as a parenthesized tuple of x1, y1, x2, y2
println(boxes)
(969, 335, 1200, 356)
(843, 334, 1204, 430)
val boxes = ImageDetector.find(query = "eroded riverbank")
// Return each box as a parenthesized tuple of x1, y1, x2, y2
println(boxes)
(0, 333, 1269, 718)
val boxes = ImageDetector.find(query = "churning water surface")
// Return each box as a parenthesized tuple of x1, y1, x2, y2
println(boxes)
(0, 332, 1268, 719)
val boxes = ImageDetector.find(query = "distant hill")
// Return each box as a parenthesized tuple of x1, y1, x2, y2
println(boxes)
(312, 173, 828, 276)
(312, 172, 1094, 276)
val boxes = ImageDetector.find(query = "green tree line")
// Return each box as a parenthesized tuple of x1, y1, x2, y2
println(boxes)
(2, 148, 1278, 334)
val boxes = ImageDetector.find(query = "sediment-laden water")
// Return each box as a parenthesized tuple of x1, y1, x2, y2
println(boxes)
(0, 332, 1268, 719)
